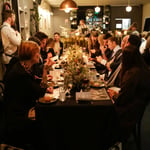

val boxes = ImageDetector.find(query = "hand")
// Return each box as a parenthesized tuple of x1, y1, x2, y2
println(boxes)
(46, 86, 53, 93)
(47, 52, 53, 58)
(15, 31, 19, 35)
(96, 56, 103, 63)
(44, 58, 55, 71)
(90, 49, 96, 54)
(107, 88, 119, 100)
(55, 50, 59, 54)
(100, 45, 107, 54)
(88, 57, 95, 61)
(47, 74, 53, 81)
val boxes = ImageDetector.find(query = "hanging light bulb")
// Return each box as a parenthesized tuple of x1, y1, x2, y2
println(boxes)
(126, 5, 132, 12)
(94, 0, 100, 13)
(126, 0, 132, 12)
(65, 8, 71, 13)
(95, 6, 101, 13)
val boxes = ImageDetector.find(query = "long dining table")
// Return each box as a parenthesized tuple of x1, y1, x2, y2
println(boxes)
(35, 88, 119, 150)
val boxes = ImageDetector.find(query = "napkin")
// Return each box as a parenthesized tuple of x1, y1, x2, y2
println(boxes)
(108, 86, 121, 93)
(51, 55, 58, 61)
(76, 92, 91, 101)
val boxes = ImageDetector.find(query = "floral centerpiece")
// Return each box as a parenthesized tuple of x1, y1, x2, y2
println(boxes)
(63, 45, 90, 93)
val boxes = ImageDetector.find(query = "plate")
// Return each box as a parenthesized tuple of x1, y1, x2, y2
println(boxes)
(90, 82, 105, 88)
(108, 86, 121, 92)
(90, 84, 105, 88)
(38, 97, 57, 104)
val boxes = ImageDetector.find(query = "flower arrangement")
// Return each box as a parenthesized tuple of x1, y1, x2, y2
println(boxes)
(64, 45, 90, 92)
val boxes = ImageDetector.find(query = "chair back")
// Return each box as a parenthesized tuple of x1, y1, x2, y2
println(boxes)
(132, 104, 146, 150)
(0, 80, 4, 102)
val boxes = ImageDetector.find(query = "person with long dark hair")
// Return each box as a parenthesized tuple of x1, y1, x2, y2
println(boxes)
(107, 35, 150, 149)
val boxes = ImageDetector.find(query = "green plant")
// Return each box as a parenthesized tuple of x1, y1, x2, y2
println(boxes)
(64, 45, 90, 92)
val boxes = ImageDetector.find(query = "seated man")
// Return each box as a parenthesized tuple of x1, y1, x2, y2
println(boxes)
(54, 32, 63, 59)
(94, 33, 113, 74)
(96, 36, 122, 87)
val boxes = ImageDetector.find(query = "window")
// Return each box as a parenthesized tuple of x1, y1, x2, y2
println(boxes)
(144, 18, 150, 31)
(115, 18, 131, 30)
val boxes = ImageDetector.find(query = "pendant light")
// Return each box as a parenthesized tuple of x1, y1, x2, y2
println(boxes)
(60, 0, 78, 13)
(95, 0, 100, 13)
(126, 0, 132, 12)
(95, 6, 100, 13)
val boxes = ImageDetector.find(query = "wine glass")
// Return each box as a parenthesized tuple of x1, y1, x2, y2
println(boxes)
(59, 86, 66, 102)
(66, 82, 73, 98)
(82, 78, 90, 91)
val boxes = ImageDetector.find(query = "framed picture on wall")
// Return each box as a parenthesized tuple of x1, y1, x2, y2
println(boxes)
(144, 17, 150, 31)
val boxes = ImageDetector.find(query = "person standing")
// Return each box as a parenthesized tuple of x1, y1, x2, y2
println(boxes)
(77, 19, 90, 36)
(54, 32, 63, 59)
(127, 22, 140, 36)
(1, 9, 21, 68)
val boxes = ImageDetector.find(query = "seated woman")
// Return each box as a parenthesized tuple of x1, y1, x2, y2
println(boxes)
(5, 36, 42, 78)
(3, 41, 53, 147)
(88, 31, 101, 59)
(46, 38, 55, 58)
(106, 35, 150, 149)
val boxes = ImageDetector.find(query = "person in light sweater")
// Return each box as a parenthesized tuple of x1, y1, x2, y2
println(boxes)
(1, 9, 21, 66)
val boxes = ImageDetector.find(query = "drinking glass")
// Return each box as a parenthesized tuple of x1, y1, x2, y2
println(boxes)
(59, 87, 66, 102)
(66, 83, 73, 98)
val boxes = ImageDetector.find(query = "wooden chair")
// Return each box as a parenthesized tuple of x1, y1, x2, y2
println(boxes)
(0, 80, 4, 103)
(110, 105, 146, 150)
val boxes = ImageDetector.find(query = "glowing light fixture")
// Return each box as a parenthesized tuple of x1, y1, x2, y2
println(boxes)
(126, 5, 132, 12)
(95, 0, 100, 13)
(65, 8, 71, 13)
(60, 0, 78, 13)
(95, 6, 100, 13)
(126, 0, 132, 12)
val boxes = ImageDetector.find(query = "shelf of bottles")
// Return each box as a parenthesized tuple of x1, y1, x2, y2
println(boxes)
(85, 7, 103, 31)
(103, 5, 111, 31)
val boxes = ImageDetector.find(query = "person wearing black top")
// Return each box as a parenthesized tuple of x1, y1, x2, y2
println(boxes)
(3, 41, 53, 148)
(46, 38, 56, 57)
(106, 35, 150, 150)
(54, 32, 63, 58)
(31, 32, 48, 77)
